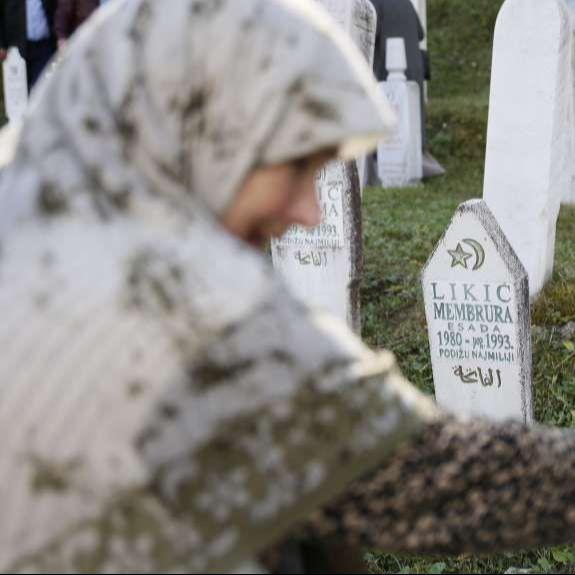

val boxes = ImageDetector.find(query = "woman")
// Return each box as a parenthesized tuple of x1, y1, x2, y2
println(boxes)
(0, 0, 574, 573)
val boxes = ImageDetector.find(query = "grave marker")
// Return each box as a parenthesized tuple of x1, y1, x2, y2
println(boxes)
(271, 161, 362, 331)
(483, 0, 571, 298)
(377, 37, 422, 188)
(318, 0, 376, 60)
(272, 0, 375, 330)
(422, 200, 532, 423)
(559, 0, 575, 205)
(2, 49, 28, 123)
(349, 0, 378, 65)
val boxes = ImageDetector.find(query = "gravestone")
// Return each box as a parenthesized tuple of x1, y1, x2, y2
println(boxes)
(318, 0, 377, 62)
(272, 0, 374, 330)
(377, 38, 422, 187)
(559, 0, 575, 205)
(349, 0, 378, 65)
(2, 49, 27, 123)
(271, 161, 362, 331)
(422, 200, 532, 423)
(483, 0, 571, 298)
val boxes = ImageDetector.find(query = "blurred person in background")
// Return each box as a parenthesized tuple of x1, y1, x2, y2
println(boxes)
(370, 0, 427, 120)
(0, 0, 58, 91)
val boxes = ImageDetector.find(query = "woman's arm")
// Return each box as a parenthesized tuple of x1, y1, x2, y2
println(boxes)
(136, 286, 439, 573)
(306, 417, 575, 555)
(136, 279, 575, 567)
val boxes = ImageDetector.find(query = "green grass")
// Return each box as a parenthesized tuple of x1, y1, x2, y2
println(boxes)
(427, 0, 502, 100)
(361, 0, 575, 572)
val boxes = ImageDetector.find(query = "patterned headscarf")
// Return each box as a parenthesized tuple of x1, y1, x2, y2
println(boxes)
(2, 0, 393, 219)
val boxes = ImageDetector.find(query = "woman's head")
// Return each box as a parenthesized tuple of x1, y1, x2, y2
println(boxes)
(221, 150, 335, 248)
(0, 0, 394, 238)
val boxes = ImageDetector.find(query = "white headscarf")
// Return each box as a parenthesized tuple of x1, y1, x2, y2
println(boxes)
(0, 0, 436, 572)
(2, 0, 393, 217)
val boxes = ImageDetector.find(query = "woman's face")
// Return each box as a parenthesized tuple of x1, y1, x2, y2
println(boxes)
(221, 151, 335, 248)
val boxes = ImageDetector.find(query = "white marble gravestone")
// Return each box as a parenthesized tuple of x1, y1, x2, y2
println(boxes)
(349, 0, 377, 65)
(422, 200, 532, 423)
(318, 0, 377, 63)
(272, 161, 362, 331)
(272, 0, 374, 330)
(483, 0, 572, 298)
(558, 0, 575, 205)
(2, 48, 28, 123)
(377, 38, 422, 188)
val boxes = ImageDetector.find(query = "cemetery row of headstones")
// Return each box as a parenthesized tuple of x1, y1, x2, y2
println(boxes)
(1, 0, 548, 425)
(378, 37, 423, 188)
(422, 0, 575, 423)
(274, 0, 572, 426)
(1, 0, 563, 427)
(418, 0, 573, 424)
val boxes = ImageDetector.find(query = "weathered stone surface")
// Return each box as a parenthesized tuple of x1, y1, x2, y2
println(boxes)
(271, 161, 363, 331)
(349, 0, 378, 65)
(318, 0, 377, 61)
(483, 0, 572, 298)
(422, 200, 532, 423)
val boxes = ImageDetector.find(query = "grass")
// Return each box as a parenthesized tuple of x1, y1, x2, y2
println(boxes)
(361, 0, 575, 572)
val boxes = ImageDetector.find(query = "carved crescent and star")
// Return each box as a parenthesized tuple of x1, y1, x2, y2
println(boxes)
(448, 239, 485, 270)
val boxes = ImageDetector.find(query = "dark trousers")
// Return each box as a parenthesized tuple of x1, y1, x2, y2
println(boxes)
(26, 38, 56, 92)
